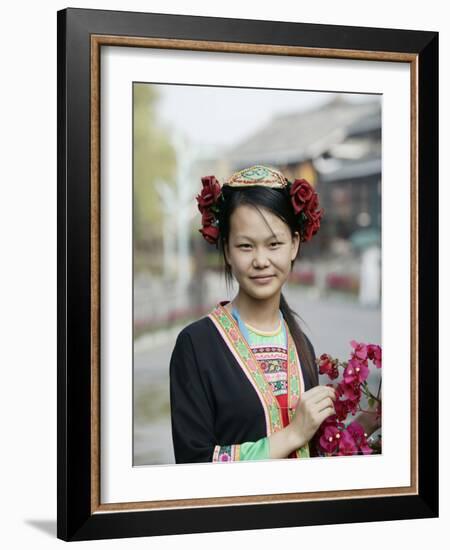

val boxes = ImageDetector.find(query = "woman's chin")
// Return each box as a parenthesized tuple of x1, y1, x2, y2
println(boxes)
(243, 279, 282, 298)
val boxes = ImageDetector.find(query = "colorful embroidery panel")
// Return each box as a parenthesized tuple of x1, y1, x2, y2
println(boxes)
(212, 437, 270, 463)
(208, 301, 310, 460)
(224, 165, 288, 189)
(212, 444, 240, 462)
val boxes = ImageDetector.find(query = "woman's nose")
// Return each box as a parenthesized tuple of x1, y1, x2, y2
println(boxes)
(252, 248, 270, 267)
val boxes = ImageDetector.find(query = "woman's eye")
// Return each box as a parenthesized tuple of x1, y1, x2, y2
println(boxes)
(238, 242, 281, 248)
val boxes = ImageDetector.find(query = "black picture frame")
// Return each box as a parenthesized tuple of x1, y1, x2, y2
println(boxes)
(57, 7, 438, 542)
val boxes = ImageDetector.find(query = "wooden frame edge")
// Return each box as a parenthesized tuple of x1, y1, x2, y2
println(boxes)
(89, 34, 420, 514)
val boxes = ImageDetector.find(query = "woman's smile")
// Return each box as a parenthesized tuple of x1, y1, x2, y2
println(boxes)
(250, 274, 276, 284)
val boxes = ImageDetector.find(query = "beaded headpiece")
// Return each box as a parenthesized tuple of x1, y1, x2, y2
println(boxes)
(196, 164, 324, 246)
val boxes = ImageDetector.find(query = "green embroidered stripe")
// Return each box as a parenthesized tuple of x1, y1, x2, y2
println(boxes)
(210, 303, 311, 461)
(210, 305, 283, 432)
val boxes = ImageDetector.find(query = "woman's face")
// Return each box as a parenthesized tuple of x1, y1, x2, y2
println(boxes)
(224, 204, 300, 301)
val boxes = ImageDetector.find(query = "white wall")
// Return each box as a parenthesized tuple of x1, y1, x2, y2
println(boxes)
(0, 1, 446, 548)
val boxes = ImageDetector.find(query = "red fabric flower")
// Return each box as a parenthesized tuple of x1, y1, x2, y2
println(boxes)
(303, 208, 324, 242)
(289, 178, 324, 242)
(201, 209, 215, 227)
(196, 173, 325, 245)
(196, 175, 223, 245)
(290, 179, 314, 213)
(196, 175, 222, 213)
(199, 224, 220, 244)
(305, 192, 319, 214)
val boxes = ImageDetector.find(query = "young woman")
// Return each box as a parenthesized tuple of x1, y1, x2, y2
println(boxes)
(169, 164, 337, 464)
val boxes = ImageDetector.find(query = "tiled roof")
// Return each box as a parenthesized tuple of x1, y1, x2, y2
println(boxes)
(224, 96, 381, 167)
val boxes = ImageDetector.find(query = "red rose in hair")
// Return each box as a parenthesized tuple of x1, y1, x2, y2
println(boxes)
(290, 178, 314, 214)
(196, 175, 222, 213)
(199, 224, 220, 244)
(195, 175, 223, 245)
(201, 209, 215, 227)
(289, 178, 325, 242)
(303, 208, 324, 242)
(304, 191, 319, 215)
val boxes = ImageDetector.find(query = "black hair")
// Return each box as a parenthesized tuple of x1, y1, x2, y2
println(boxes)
(216, 184, 319, 388)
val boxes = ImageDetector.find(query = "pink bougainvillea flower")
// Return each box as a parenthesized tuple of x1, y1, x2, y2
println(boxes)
(335, 382, 346, 398)
(333, 398, 351, 422)
(347, 421, 373, 455)
(339, 380, 362, 402)
(350, 340, 369, 361)
(319, 425, 341, 454)
(343, 357, 369, 384)
(313, 340, 382, 457)
(337, 429, 358, 456)
(321, 414, 343, 430)
(368, 344, 382, 368)
(359, 438, 374, 455)
(338, 395, 359, 417)
(317, 353, 339, 379)
(346, 420, 365, 439)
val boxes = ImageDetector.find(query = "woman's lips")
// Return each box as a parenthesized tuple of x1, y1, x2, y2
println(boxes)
(250, 275, 275, 284)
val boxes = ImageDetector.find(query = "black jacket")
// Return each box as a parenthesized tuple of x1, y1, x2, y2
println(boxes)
(169, 301, 318, 464)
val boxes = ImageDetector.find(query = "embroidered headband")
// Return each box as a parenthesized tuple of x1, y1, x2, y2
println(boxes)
(195, 164, 324, 246)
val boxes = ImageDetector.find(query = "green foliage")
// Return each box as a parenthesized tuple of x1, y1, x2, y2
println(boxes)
(133, 84, 177, 251)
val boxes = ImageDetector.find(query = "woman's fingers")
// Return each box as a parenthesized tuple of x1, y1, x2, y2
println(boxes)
(317, 405, 337, 424)
(315, 396, 336, 414)
(303, 385, 336, 404)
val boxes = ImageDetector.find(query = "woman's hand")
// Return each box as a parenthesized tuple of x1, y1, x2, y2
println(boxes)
(287, 385, 337, 449)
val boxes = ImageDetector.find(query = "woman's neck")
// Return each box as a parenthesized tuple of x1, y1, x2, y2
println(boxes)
(229, 292, 281, 332)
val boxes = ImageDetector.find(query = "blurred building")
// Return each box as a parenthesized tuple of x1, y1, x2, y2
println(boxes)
(219, 96, 381, 258)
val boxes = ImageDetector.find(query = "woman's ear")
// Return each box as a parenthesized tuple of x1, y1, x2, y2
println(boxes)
(291, 231, 300, 261)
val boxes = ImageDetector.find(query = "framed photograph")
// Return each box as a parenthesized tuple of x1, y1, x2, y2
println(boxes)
(57, 7, 438, 542)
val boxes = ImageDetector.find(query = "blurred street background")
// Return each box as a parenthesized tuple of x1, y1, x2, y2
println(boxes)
(132, 84, 382, 466)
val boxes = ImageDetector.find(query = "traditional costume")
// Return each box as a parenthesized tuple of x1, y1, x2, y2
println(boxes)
(169, 300, 318, 464)
(169, 165, 324, 464)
